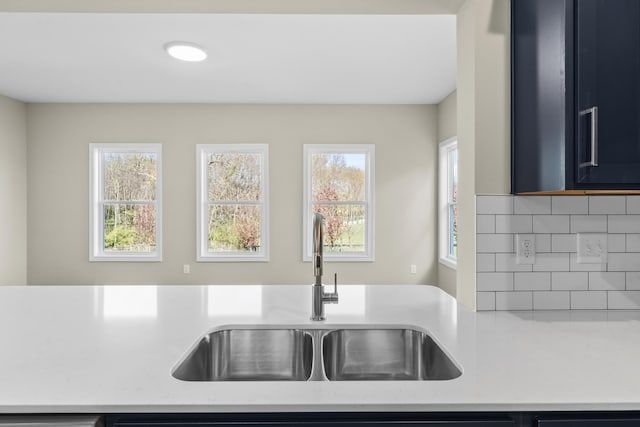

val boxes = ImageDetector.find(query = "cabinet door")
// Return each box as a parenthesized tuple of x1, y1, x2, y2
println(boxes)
(107, 414, 515, 427)
(537, 416, 640, 426)
(576, 0, 640, 186)
(511, 0, 574, 193)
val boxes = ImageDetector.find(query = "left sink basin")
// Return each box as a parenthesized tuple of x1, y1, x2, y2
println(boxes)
(172, 328, 313, 381)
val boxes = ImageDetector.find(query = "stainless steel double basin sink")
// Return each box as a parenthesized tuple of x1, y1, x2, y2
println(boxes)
(172, 327, 461, 382)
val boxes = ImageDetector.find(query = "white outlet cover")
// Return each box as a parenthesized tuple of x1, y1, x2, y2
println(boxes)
(516, 234, 536, 265)
(577, 233, 608, 264)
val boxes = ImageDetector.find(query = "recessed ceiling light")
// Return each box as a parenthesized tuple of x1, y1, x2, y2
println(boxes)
(165, 42, 207, 62)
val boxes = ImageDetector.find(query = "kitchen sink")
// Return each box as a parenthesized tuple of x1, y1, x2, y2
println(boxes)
(172, 326, 460, 382)
(172, 328, 313, 381)
(322, 328, 461, 381)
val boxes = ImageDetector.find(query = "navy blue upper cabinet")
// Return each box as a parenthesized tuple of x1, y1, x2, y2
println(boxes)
(575, 0, 640, 186)
(512, 0, 640, 193)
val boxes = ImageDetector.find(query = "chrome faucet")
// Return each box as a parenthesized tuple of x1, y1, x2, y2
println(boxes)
(311, 212, 338, 321)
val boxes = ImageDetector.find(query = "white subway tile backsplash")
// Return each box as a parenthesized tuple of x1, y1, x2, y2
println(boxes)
(477, 196, 513, 214)
(476, 292, 496, 311)
(533, 215, 570, 234)
(476, 234, 514, 253)
(551, 234, 576, 252)
(552, 196, 588, 214)
(608, 291, 640, 309)
(475, 195, 640, 311)
(477, 272, 514, 291)
(608, 234, 626, 253)
(608, 253, 640, 271)
(536, 234, 551, 252)
(514, 196, 551, 214)
(514, 272, 551, 291)
(626, 272, 640, 290)
(588, 196, 626, 214)
(571, 291, 607, 309)
(496, 215, 532, 234)
(495, 253, 533, 272)
(533, 291, 570, 310)
(626, 234, 640, 252)
(496, 291, 533, 310)
(552, 272, 588, 291)
(570, 253, 607, 272)
(476, 215, 496, 234)
(626, 197, 640, 214)
(476, 254, 496, 272)
(533, 253, 570, 272)
(608, 215, 640, 233)
(570, 215, 607, 233)
(588, 272, 626, 291)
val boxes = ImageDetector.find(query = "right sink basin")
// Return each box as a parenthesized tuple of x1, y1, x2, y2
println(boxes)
(322, 328, 462, 381)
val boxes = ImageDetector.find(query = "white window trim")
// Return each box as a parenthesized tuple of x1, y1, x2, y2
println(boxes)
(439, 137, 457, 269)
(89, 143, 163, 262)
(303, 144, 375, 262)
(196, 144, 269, 262)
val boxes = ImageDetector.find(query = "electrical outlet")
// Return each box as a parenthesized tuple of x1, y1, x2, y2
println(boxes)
(577, 233, 607, 264)
(183, 264, 191, 274)
(410, 264, 417, 274)
(516, 234, 536, 264)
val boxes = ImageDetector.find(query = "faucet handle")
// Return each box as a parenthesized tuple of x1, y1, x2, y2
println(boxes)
(324, 273, 338, 304)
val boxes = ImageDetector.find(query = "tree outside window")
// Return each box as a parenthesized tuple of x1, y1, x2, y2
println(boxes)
(90, 143, 162, 262)
(197, 145, 269, 262)
(304, 145, 374, 261)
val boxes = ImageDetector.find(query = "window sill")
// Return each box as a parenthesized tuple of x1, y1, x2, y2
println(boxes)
(303, 254, 374, 263)
(197, 255, 269, 262)
(439, 257, 457, 270)
(90, 254, 162, 262)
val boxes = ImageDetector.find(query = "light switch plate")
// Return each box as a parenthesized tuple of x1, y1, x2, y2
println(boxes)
(577, 233, 608, 264)
(516, 234, 536, 264)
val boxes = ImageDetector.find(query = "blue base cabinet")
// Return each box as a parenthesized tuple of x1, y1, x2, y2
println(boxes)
(106, 413, 515, 427)
(107, 412, 640, 427)
(536, 414, 640, 426)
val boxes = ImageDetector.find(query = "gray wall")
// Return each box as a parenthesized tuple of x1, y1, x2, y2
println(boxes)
(27, 104, 439, 285)
(456, 0, 510, 309)
(0, 95, 27, 285)
(437, 90, 457, 297)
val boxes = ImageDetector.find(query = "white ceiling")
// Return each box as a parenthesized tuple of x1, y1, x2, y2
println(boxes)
(0, 13, 456, 104)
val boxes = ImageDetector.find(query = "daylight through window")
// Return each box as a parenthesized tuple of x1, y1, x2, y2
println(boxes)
(303, 144, 374, 261)
(197, 144, 269, 261)
(439, 138, 458, 268)
(90, 143, 162, 261)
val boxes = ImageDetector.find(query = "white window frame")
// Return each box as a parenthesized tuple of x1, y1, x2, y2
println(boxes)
(439, 137, 458, 269)
(89, 143, 162, 262)
(303, 144, 375, 262)
(196, 144, 269, 262)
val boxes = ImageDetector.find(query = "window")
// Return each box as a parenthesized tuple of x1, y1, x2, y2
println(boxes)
(89, 143, 162, 261)
(196, 144, 269, 261)
(439, 137, 458, 268)
(303, 144, 374, 262)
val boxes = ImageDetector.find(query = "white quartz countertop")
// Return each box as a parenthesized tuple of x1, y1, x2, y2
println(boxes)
(1, 284, 640, 413)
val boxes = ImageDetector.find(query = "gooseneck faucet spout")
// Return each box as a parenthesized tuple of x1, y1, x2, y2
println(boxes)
(313, 212, 323, 286)
(311, 213, 338, 321)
